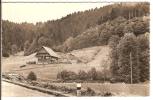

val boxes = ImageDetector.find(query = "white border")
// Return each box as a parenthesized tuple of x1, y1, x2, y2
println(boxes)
(1, 0, 151, 3)
(1, 0, 152, 100)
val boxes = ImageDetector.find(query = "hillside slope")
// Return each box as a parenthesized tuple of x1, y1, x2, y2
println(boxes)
(2, 3, 149, 56)
(2, 46, 110, 72)
(70, 46, 111, 68)
(56, 16, 149, 53)
(70, 46, 101, 63)
(87, 46, 110, 68)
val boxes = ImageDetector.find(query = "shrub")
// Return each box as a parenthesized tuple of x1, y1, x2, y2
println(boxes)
(57, 70, 77, 80)
(33, 82, 76, 94)
(2, 74, 10, 80)
(88, 68, 97, 80)
(26, 61, 36, 64)
(2, 52, 9, 57)
(47, 84, 58, 90)
(27, 71, 37, 81)
(103, 92, 113, 96)
(84, 87, 96, 96)
(57, 72, 62, 79)
(96, 71, 105, 81)
(59, 70, 69, 80)
(111, 76, 126, 83)
(110, 77, 116, 83)
(103, 69, 111, 82)
(30, 81, 39, 86)
(57, 68, 110, 82)
(68, 71, 77, 80)
(78, 70, 88, 80)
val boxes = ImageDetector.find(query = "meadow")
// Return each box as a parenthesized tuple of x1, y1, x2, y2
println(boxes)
(2, 49, 149, 96)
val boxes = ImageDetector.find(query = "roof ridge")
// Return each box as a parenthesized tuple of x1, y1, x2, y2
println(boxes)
(42, 46, 60, 58)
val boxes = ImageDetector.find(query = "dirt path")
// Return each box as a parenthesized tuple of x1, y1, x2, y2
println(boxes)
(2, 81, 54, 97)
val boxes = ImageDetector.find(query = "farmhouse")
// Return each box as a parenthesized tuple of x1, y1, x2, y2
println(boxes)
(36, 46, 60, 64)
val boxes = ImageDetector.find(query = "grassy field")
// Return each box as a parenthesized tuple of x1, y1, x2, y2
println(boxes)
(4, 64, 102, 81)
(2, 53, 102, 81)
(2, 46, 109, 81)
(44, 82, 149, 96)
(30, 81, 149, 96)
(2, 47, 149, 96)
(2, 61, 149, 96)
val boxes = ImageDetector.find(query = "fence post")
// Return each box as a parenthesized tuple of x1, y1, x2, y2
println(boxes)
(76, 83, 81, 96)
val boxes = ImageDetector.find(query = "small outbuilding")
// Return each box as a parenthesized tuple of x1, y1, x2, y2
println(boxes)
(35, 46, 60, 64)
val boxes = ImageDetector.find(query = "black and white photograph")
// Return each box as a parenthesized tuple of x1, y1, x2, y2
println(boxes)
(1, 0, 150, 97)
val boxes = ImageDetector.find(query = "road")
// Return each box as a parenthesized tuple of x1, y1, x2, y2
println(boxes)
(2, 81, 54, 97)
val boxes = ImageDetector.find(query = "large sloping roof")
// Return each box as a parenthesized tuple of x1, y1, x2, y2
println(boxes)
(42, 46, 60, 58)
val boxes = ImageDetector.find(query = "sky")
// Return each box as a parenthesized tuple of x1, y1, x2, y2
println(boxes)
(2, 2, 111, 24)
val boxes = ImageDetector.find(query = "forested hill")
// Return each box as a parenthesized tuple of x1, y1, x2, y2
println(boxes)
(2, 2, 149, 56)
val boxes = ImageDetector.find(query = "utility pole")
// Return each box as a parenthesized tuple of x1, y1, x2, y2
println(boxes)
(103, 58, 108, 83)
(104, 66, 106, 83)
(43, 56, 45, 67)
(130, 52, 133, 84)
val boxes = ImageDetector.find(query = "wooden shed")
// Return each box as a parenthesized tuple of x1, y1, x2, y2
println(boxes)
(35, 46, 60, 64)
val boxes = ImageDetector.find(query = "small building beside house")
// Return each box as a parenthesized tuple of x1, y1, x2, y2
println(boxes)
(35, 46, 60, 64)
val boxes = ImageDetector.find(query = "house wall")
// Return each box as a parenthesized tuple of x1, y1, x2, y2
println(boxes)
(36, 47, 58, 64)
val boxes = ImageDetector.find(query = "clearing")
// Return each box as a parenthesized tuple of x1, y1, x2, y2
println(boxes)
(2, 46, 149, 96)
(2, 46, 110, 81)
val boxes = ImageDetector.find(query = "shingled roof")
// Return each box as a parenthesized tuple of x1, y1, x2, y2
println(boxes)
(42, 46, 60, 58)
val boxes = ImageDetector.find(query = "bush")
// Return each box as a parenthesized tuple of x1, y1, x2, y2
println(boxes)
(83, 87, 96, 96)
(111, 76, 126, 83)
(68, 71, 78, 80)
(57, 70, 77, 80)
(57, 68, 111, 82)
(78, 70, 88, 80)
(110, 77, 116, 83)
(2, 52, 9, 57)
(103, 92, 113, 96)
(2, 74, 10, 80)
(30, 81, 39, 86)
(57, 72, 62, 79)
(27, 71, 37, 81)
(103, 69, 111, 82)
(88, 68, 97, 80)
(26, 61, 36, 64)
(31, 81, 76, 94)
(96, 71, 105, 81)
(59, 70, 69, 80)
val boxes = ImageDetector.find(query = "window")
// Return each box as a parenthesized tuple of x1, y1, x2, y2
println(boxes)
(45, 56, 50, 59)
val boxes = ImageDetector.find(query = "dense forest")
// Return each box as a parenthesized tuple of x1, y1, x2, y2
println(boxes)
(2, 2, 150, 83)
(2, 2, 149, 56)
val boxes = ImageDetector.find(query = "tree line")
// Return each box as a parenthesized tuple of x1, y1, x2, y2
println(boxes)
(56, 16, 149, 52)
(2, 2, 150, 83)
(109, 32, 149, 83)
(2, 2, 149, 56)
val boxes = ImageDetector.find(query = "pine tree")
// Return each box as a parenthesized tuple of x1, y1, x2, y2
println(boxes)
(137, 33, 149, 82)
(117, 33, 140, 83)
(24, 40, 30, 52)
(11, 44, 18, 55)
(109, 35, 120, 79)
